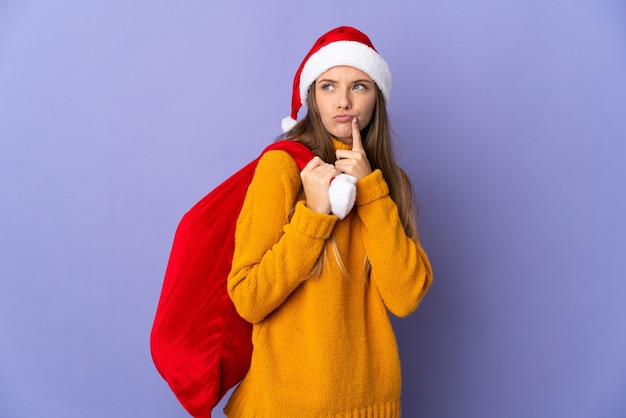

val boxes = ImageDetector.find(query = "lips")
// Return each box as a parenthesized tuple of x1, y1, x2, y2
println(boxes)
(333, 114, 355, 123)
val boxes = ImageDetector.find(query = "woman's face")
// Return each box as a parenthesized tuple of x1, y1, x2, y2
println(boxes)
(313, 66, 377, 144)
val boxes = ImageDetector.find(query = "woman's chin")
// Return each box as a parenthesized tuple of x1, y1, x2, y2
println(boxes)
(330, 130, 353, 144)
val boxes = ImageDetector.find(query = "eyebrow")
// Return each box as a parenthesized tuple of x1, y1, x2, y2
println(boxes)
(316, 78, 374, 85)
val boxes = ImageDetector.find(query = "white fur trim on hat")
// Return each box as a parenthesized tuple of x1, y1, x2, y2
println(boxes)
(299, 40, 392, 107)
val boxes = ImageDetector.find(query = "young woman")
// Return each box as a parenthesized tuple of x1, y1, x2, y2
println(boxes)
(225, 26, 433, 417)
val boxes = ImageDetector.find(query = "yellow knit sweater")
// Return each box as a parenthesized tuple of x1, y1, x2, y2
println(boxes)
(225, 140, 432, 417)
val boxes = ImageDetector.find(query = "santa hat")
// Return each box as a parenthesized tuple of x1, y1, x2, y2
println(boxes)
(281, 26, 392, 132)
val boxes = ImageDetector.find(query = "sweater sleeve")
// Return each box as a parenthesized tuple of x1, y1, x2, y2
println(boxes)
(356, 169, 433, 317)
(227, 150, 337, 324)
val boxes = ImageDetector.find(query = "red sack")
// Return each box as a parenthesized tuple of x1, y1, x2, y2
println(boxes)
(150, 140, 314, 417)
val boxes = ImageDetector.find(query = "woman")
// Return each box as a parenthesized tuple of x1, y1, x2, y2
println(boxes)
(225, 26, 433, 417)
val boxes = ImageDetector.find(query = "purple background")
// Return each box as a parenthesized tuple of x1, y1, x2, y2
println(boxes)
(1, 1, 625, 417)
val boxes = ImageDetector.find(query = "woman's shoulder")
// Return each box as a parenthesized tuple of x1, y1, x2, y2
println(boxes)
(252, 148, 302, 188)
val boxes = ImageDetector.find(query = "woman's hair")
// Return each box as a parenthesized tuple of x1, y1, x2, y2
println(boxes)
(280, 84, 418, 240)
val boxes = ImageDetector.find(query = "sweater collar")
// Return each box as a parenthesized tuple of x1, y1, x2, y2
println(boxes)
(331, 137, 352, 151)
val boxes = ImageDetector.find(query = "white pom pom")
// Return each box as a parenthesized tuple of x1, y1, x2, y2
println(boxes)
(328, 174, 357, 220)
(281, 116, 297, 132)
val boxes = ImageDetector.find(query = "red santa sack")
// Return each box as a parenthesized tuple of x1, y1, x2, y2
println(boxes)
(150, 140, 314, 418)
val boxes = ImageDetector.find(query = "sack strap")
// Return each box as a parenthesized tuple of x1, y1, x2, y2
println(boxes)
(262, 140, 315, 171)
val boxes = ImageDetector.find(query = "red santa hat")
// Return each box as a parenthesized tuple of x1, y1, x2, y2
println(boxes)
(281, 26, 392, 132)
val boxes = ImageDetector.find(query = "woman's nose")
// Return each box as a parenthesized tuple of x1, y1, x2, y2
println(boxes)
(337, 89, 351, 110)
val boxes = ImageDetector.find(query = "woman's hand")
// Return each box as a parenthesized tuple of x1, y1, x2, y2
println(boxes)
(334, 117, 372, 180)
(300, 156, 341, 214)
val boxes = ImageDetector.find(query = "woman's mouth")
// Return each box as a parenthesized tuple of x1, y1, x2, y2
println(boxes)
(333, 114, 355, 123)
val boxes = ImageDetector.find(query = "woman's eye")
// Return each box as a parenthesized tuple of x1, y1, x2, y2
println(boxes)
(353, 83, 367, 90)
(321, 83, 334, 91)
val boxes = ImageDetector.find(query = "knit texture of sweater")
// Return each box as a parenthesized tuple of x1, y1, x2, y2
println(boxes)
(225, 139, 433, 417)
